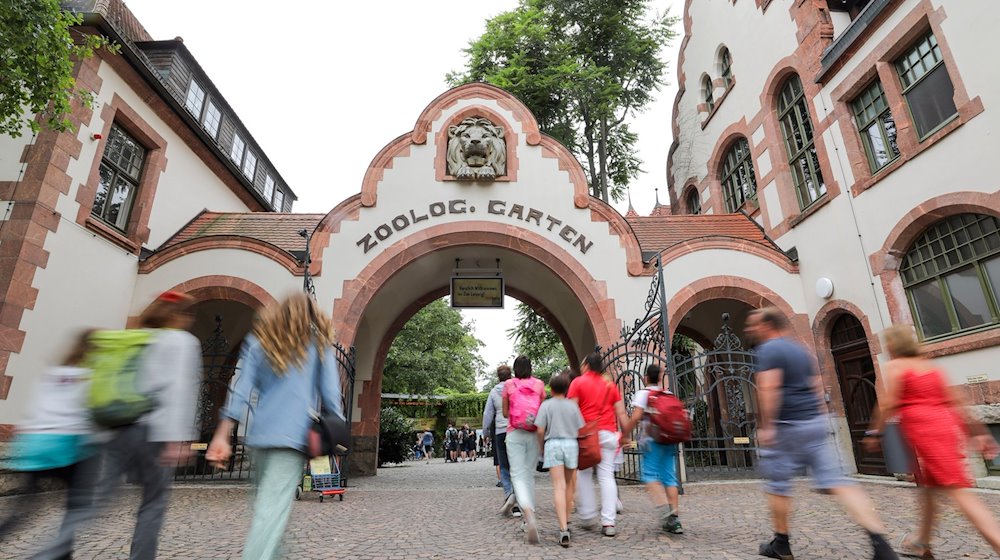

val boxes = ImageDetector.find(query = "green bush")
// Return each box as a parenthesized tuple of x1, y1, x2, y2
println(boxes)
(378, 406, 414, 466)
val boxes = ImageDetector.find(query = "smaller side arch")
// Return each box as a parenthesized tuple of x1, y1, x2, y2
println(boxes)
(128, 275, 276, 327)
(138, 236, 304, 276)
(811, 300, 885, 417)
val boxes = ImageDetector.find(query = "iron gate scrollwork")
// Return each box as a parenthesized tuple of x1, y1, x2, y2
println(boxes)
(174, 316, 357, 483)
(602, 267, 760, 483)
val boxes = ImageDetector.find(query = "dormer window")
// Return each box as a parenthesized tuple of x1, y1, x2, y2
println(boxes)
(230, 134, 245, 165)
(263, 175, 275, 201)
(273, 189, 285, 212)
(242, 150, 258, 180)
(184, 81, 205, 117)
(203, 101, 222, 139)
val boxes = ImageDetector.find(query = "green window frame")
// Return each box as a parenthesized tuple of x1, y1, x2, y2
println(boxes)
(851, 80, 900, 173)
(777, 75, 826, 209)
(901, 214, 1000, 340)
(92, 125, 144, 232)
(895, 32, 958, 140)
(703, 75, 715, 113)
(720, 137, 757, 212)
(720, 49, 733, 88)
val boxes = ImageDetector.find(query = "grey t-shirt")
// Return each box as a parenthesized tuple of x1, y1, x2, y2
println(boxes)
(755, 337, 822, 421)
(534, 396, 584, 440)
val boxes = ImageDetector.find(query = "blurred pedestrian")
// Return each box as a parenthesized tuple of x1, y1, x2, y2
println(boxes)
(0, 330, 100, 559)
(503, 355, 545, 543)
(207, 293, 343, 560)
(745, 307, 897, 560)
(568, 353, 629, 537)
(865, 325, 1000, 557)
(534, 371, 584, 547)
(483, 365, 514, 507)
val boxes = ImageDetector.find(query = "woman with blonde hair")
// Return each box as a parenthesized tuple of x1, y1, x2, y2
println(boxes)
(865, 324, 1000, 557)
(207, 293, 343, 560)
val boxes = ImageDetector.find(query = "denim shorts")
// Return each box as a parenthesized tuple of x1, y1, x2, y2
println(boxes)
(640, 439, 679, 487)
(543, 438, 579, 469)
(758, 415, 853, 496)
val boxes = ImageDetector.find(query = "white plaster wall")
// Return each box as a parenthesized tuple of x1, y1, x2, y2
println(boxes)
(1, 223, 140, 425)
(80, 62, 253, 249)
(0, 124, 33, 181)
(671, 0, 800, 191)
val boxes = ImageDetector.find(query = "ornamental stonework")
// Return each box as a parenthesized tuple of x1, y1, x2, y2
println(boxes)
(446, 117, 507, 181)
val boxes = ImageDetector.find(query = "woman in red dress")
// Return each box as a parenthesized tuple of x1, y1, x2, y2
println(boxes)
(866, 325, 1000, 558)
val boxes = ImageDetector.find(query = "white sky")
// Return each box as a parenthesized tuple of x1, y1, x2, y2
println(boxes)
(124, 0, 684, 377)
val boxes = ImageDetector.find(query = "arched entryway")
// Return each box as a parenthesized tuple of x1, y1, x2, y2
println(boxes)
(829, 314, 885, 475)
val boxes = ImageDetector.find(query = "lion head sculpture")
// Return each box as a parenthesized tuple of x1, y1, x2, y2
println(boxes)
(446, 117, 507, 181)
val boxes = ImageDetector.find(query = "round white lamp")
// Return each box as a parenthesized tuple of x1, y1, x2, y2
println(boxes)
(816, 277, 835, 299)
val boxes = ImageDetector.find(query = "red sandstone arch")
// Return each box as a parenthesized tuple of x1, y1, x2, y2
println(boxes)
(659, 238, 798, 274)
(811, 299, 885, 416)
(667, 275, 809, 345)
(138, 236, 304, 275)
(128, 275, 276, 327)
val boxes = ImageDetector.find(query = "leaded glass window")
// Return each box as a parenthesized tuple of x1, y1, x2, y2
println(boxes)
(703, 76, 715, 113)
(895, 32, 957, 139)
(720, 49, 733, 88)
(901, 214, 1000, 339)
(720, 137, 757, 212)
(851, 80, 899, 173)
(93, 125, 145, 231)
(184, 81, 205, 117)
(242, 150, 257, 180)
(203, 101, 222, 139)
(230, 134, 245, 165)
(777, 75, 826, 209)
(263, 175, 275, 202)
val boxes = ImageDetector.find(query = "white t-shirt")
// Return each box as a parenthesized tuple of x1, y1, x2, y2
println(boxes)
(19, 365, 93, 435)
(631, 385, 673, 444)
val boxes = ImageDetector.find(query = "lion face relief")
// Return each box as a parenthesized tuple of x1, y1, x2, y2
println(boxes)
(446, 117, 507, 181)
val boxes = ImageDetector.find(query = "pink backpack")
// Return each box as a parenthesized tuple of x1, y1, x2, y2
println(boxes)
(508, 378, 542, 432)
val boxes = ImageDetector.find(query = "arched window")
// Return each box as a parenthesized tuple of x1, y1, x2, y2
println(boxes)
(777, 75, 826, 209)
(686, 188, 701, 215)
(901, 213, 1000, 339)
(720, 137, 757, 212)
(702, 75, 715, 113)
(720, 48, 733, 88)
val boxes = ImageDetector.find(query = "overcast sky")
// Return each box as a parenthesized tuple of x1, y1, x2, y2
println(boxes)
(125, 0, 684, 378)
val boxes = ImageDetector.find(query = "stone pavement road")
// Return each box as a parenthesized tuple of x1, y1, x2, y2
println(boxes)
(3, 457, 999, 559)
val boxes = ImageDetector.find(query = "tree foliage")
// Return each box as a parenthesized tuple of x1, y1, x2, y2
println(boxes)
(448, 0, 676, 202)
(506, 302, 567, 384)
(382, 299, 486, 395)
(378, 406, 414, 466)
(0, 0, 117, 138)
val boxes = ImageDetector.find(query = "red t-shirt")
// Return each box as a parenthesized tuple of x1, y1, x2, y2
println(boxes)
(567, 372, 621, 432)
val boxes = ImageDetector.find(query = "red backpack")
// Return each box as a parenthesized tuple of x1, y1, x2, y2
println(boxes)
(645, 389, 692, 444)
(508, 378, 543, 432)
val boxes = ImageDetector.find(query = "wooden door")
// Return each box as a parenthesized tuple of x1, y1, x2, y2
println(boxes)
(830, 315, 887, 476)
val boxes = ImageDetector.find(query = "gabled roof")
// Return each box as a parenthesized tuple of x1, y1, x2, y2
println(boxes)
(158, 211, 325, 256)
(626, 213, 785, 255)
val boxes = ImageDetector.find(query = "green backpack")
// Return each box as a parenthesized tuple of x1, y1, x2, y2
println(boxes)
(86, 330, 157, 428)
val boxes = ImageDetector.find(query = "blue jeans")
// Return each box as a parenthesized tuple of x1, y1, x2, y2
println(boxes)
(494, 432, 512, 496)
(505, 429, 538, 511)
(244, 448, 305, 560)
(759, 415, 852, 496)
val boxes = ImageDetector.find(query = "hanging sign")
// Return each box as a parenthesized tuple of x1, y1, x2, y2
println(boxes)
(451, 277, 504, 308)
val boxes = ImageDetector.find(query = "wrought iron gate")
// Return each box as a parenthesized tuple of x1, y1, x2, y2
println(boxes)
(603, 262, 759, 483)
(174, 316, 357, 483)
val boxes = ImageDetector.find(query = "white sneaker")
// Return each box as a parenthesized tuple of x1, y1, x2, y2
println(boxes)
(500, 493, 516, 516)
(511, 505, 523, 518)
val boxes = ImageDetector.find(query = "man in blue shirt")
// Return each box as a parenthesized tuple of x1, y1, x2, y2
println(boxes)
(746, 307, 897, 560)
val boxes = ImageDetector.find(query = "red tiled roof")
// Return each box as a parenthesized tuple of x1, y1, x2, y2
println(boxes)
(626, 213, 785, 254)
(158, 211, 326, 254)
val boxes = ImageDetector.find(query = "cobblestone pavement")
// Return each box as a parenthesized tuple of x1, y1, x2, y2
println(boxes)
(3, 458, 1000, 559)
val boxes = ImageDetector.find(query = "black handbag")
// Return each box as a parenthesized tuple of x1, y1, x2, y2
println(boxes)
(307, 343, 350, 458)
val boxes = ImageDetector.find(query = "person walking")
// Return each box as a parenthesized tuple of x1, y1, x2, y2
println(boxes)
(0, 330, 101, 560)
(86, 291, 200, 560)
(502, 355, 545, 544)
(421, 429, 434, 463)
(745, 307, 898, 560)
(483, 365, 514, 509)
(534, 372, 584, 547)
(568, 352, 629, 536)
(865, 325, 1000, 557)
(445, 423, 459, 463)
(206, 293, 343, 560)
(620, 364, 683, 535)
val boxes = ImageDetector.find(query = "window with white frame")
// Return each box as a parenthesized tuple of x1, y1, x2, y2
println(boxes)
(93, 125, 145, 231)
(242, 150, 257, 180)
(230, 134, 245, 165)
(184, 81, 206, 117)
(263, 175, 275, 201)
(273, 189, 285, 212)
(203, 101, 222, 139)
(895, 32, 958, 139)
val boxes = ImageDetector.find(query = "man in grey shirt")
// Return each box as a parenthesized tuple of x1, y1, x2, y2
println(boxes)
(482, 364, 514, 511)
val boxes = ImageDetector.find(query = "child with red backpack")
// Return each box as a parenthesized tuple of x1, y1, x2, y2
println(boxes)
(502, 355, 545, 544)
(621, 363, 691, 534)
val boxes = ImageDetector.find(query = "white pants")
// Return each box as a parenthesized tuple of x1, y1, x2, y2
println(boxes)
(505, 429, 539, 511)
(575, 429, 619, 526)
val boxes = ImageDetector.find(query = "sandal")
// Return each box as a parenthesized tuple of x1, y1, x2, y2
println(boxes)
(559, 529, 570, 548)
(898, 535, 934, 559)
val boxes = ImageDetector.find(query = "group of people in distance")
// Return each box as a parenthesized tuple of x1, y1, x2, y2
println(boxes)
(480, 306, 1000, 558)
(444, 423, 479, 463)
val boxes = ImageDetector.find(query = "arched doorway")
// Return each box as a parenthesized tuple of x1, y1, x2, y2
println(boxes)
(830, 314, 885, 475)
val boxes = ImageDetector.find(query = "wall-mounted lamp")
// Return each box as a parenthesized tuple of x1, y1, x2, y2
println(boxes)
(816, 277, 835, 299)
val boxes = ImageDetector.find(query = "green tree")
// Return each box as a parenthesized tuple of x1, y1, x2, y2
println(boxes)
(382, 299, 486, 395)
(506, 302, 567, 384)
(448, 0, 676, 202)
(0, 0, 117, 138)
